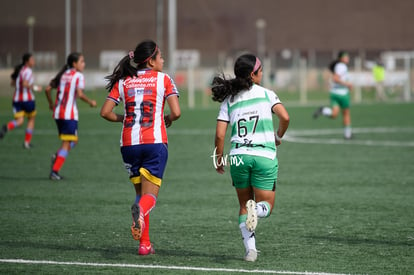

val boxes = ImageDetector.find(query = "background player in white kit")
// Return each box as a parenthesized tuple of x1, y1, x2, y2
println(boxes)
(212, 54, 290, 262)
(313, 51, 353, 139)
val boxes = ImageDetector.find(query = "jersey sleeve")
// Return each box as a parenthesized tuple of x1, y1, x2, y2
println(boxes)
(77, 73, 85, 90)
(266, 90, 282, 111)
(23, 68, 34, 85)
(217, 100, 230, 122)
(107, 81, 121, 105)
(164, 74, 179, 98)
(334, 63, 347, 75)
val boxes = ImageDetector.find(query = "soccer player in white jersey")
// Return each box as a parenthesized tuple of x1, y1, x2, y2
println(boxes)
(101, 40, 180, 256)
(45, 52, 97, 180)
(313, 51, 353, 139)
(212, 54, 290, 262)
(0, 53, 41, 148)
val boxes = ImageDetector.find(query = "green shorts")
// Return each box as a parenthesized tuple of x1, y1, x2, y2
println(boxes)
(330, 92, 350, 109)
(230, 154, 278, 191)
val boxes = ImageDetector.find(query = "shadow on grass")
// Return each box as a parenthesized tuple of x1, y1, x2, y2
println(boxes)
(0, 241, 240, 263)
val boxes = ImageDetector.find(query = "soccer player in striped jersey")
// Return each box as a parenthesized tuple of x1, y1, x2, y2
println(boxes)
(45, 52, 97, 180)
(212, 54, 290, 262)
(313, 51, 353, 139)
(0, 53, 41, 148)
(100, 40, 181, 255)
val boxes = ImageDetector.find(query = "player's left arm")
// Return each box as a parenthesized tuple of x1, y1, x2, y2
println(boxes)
(77, 88, 96, 107)
(272, 103, 290, 146)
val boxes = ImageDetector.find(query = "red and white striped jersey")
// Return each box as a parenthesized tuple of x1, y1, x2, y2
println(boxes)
(13, 66, 34, 102)
(53, 69, 85, 121)
(107, 69, 179, 146)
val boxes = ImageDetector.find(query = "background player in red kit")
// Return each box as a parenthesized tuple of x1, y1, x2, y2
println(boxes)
(0, 53, 41, 148)
(45, 52, 97, 180)
(100, 40, 181, 255)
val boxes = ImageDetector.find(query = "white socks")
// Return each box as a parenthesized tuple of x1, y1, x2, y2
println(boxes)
(322, 107, 333, 116)
(240, 222, 256, 252)
(256, 201, 271, 218)
(344, 126, 352, 139)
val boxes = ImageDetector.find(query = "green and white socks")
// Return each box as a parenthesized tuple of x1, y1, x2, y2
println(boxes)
(239, 201, 272, 253)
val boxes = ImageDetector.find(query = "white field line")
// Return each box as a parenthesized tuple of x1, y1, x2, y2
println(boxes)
(0, 259, 357, 275)
(284, 127, 414, 147)
(25, 127, 414, 147)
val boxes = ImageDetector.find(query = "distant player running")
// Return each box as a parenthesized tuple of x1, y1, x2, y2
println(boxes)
(100, 40, 181, 255)
(0, 53, 41, 148)
(313, 51, 353, 139)
(45, 52, 97, 180)
(212, 54, 290, 262)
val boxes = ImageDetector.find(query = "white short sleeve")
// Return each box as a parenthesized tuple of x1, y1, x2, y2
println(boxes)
(24, 68, 34, 85)
(266, 90, 282, 107)
(334, 63, 347, 75)
(217, 100, 229, 122)
(77, 73, 85, 90)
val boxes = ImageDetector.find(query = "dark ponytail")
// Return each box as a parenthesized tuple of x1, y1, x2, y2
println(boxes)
(11, 53, 32, 81)
(50, 52, 82, 88)
(211, 54, 260, 103)
(105, 40, 159, 91)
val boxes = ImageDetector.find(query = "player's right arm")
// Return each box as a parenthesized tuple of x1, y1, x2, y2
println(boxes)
(215, 120, 228, 174)
(100, 99, 123, 122)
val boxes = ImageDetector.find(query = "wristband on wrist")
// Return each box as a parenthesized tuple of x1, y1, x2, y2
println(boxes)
(275, 134, 282, 141)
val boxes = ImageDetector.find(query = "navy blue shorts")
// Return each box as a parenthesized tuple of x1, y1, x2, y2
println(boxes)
(121, 143, 168, 186)
(55, 119, 78, 141)
(12, 101, 36, 118)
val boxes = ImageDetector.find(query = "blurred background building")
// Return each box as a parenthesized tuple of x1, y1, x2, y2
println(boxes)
(0, 0, 413, 102)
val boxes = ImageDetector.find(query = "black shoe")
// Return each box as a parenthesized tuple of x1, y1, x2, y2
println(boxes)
(313, 106, 324, 119)
(0, 125, 7, 139)
(50, 171, 63, 180)
(344, 134, 354, 140)
(23, 142, 33, 149)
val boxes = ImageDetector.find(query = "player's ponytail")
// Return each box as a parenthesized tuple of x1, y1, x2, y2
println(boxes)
(11, 53, 32, 81)
(106, 40, 159, 91)
(212, 54, 259, 103)
(50, 52, 82, 88)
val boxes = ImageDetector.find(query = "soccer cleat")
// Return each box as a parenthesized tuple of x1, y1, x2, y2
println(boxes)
(138, 243, 155, 255)
(245, 200, 258, 232)
(49, 171, 63, 180)
(244, 249, 258, 262)
(313, 106, 324, 119)
(131, 203, 145, 241)
(0, 124, 7, 139)
(344, 134, 354, 140)
(23, 142, 33, 149)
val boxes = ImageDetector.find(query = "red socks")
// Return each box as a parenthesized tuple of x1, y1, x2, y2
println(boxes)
(24, 129, 33, 144)
(139, 194, 157, 216)
(140, 214, 150, 245)
(52, 149, 69, 172)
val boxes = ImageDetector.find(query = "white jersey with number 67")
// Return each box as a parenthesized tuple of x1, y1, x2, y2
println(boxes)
(217, 84, 281, 160)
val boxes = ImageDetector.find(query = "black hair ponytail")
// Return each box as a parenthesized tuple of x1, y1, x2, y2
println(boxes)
(50, 52, 82, 88)
(105, 40, 159, 91)
(11, 53, 32, 81)
(211, 54, 258, 103)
